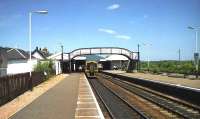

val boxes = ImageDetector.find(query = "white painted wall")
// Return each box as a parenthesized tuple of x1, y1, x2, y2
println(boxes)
(7, 59, 38, 75)
(54, 61, 62, 75)
(32, 52, 44, 59)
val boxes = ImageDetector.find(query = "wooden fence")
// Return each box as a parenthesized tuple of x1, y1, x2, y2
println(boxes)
(0, 72, 45, 106)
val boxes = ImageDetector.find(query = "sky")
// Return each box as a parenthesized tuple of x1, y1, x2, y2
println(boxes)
(0, 0, 200, 61)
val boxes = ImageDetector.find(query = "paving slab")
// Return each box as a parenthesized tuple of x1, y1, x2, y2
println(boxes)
(9, 73, 80, 119)
(75, 75, 104, 119)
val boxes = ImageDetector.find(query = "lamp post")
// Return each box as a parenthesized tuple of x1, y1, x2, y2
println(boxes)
(61, 45, 64, 61)
(29, 10, 48, 78)
(188, 26, 199, 78)
(61, 45, 63, 73)
(142, 43, 152, 72)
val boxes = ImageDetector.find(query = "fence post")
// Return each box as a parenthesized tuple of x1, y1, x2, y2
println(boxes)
(29, 73, 33, 91)
(6, 77, 10, 101)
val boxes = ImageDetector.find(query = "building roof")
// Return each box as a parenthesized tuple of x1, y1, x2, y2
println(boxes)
(84, 55, 104, 61)
(74, 56, 86, 60)
(32, 47, 51, 59)
(0, 47, 34, 60)
(47, 52, 69, 60)
(104, 55, 128, 61)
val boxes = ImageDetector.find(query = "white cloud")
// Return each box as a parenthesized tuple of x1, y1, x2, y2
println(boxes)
(143, 14, 148, 18)
(115, 35, 131, 40)
(98, 28, 131, 40)
(107, 4, 120, 10)
(98, 28, 117, 35)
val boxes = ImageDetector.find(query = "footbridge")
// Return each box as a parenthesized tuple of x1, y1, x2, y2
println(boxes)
(69, 47, 138, 60)
(49, 47, 140, 72)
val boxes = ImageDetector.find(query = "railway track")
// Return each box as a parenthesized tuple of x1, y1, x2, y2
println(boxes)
(99, 73, 200, 119)
(89, 77, 148, 119)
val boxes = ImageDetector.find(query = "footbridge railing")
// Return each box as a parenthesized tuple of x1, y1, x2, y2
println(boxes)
(69, 47, 138, 60)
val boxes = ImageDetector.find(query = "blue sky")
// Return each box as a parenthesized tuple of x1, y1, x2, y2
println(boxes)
(0, 0, 200, 61)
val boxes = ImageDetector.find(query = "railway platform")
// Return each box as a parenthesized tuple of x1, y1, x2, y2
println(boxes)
(9, 73, 103, 119)
(103, 70, 200, 89)
(75, 75, 104, 119)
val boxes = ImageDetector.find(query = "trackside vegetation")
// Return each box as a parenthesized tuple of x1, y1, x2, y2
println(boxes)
(140, 60, 200, 75)
(34, 60, 55, 78)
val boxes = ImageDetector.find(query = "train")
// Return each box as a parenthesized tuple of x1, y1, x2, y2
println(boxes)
(85, 61, 100, 78)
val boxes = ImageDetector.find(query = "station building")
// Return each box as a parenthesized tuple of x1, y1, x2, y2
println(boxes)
(48, 53, 131, 74)
(47, 47, 139, 74)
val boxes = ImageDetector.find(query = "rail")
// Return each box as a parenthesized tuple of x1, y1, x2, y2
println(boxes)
(102, 71, 200, 106)
(89, 77, 148, 119)
(100, 73, 200, 119)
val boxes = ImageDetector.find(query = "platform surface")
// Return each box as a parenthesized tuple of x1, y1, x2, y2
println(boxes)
(10, 73, 80, 119)
(75, 75, 104, 119)
(104, 70, 200, 89)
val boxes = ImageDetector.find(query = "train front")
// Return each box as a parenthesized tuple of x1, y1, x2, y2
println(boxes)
(85, 61, 98, 78)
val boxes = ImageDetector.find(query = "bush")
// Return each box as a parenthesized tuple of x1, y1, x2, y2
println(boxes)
(140, 60, 199, 75)
(34, 60, 54, 78)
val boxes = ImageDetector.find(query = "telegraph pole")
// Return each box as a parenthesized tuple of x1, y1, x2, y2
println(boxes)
(143, 43, 152, 72)
(178, 48, 181, 63)
(61, 45, 63, 74)
(188, 26, 199, 79)
(137, 44, 140, 71)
